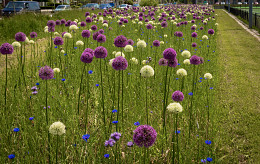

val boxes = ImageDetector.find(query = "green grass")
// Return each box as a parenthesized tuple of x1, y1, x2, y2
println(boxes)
(214, 9, 260, 163)
(233, 7, 260, 14)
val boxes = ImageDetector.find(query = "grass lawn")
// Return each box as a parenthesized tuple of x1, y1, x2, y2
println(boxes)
(215, 9, 260, 163)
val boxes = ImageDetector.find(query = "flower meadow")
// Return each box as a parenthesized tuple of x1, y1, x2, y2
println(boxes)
(0, 5, 218, 163)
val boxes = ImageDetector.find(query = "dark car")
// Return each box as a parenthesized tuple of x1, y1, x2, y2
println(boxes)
(2, 1, 40, 16)
(81, 3, 99, 9)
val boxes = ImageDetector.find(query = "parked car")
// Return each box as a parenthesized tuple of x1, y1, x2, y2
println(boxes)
(133, 4, 139, 7)
(242, 2, 247, 4)
(220, 2, 225, 4)
(55, 5, 71, 12)
(2, 1, 40, 16)
(99, 4, 112, 9)
(255, 2, 259, 4)
(81, 3, 99, 9)
(118, 4, 128, 9)
(237, 2, 242, 4)
(215, 2, 220, 4)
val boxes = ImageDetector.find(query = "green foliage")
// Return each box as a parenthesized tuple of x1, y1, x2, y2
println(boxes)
(125, 0, 134, 5)
(140, 0, 158, 7)
(78, 3, 83, 6)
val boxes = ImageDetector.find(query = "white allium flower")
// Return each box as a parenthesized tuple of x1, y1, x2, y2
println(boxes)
(44, 29, 49, 33)
(167, 103, 183, 113)
(137, 40, 146, 48)
(49, 121, 66, 136)
(12, 42, 21, 48)
(138, 21, 143, 25)
(160, 41, 164, 45)
(29, 40, 35, 44)
(25, 37, 30, 44)
(142, 60, 147, 65)
(74, 19, 78, 23)
(64, 33, 72, 39)
(183, 59, 190, 65)
(115, 52, 125, 58)
(124, 45, 133, 52)
(103, 23, 108, 27)
(109, 58, 114, 66)
(164, 34, 167, 38)
(204, 73, 213, 79)
(176, 68, 187, 76)
(130, 57, 138, 64)
(69, 25, 78, 31)
(54, 32, 60, 36)
(53, 68, 60, 73)
(181, 50, 191, 58)
(76, 40, 84, 46)
(112, 51, 117, 55)
(215, 23, 218, 26)
(61, 50, 65, 54)
(140, 65, 154, 77)
(202, 35, 208, 40)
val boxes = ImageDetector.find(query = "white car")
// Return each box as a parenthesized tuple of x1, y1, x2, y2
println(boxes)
(118, 4, 128, 9)
(237, 2, 242, 4)
(220, 2, 225, 4)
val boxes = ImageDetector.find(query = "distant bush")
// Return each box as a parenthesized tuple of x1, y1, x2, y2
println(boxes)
(125, 0, 133, 5)
(140, 0, 158, 7)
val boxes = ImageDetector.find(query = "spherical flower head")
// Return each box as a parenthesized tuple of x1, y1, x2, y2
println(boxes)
(48, 26, 55, 32)
(64, 33, 72, 39)
(109, 58, 114, 66)
(25, 37, 30, 44)
(8, 154, 15, 159)
(191, 26, 196, 30)
(133, 125, 157, 148)
(91, 25, 97, 31)
(81, 52, 94, 63)
(15, 32, 26, 42)
(97, 34, 106, 43)
(146, 24, 153, 29)
(86, 17, 92, 23)
(161, 21, 168, 28)
(98, 29, 104, 34)
(55, 20, 61, 25)
(190, 55, 201, 65)
(82, 30, 91, 38)
(94, 46, 107, 58)
(29, 40, 35, 44)
(53, 68, 60, 73)
(163, 48, 177, 60)
(137, 40, 146, 48)
(112, 56, 128, 70)
(12, 42, 21, 48)
(167, 102, 183, 113)
(30, 32, 37, 38)
(92, 32, 99, 40)
(140, 65, 154, 78)
(204, 73, 213, 79)
(69, 25, 78, 31)
(47, 20, 56, 28)
(191, 32, 198, 38)
(153, 40, 160, 47)
(172, 91, 184, 102)
(176, 68, 187, 76)
(61, 19, 66, 24)
(127, 39, 134, 46)
(0, 43, 14, 55)
(208, 29, 214, 35)
(202, 35, 208, 40)
(168, 58, 178, 68)
(76, 40, 84, 46)
(54, 37, 64, 46)
(83, 48, 94, 55)
(181, 50, 191, 58)
(192, 42, 197, 47)
(49, 121, 66, 135)
(127, 141, 134, 147)
(82, 134, 90, 142)
(104, 138, 116, 147)
(80, 21, 86, 27)
(131, 57, 138, 65)
(124, 45, 133, 52)
(158, 58, 168, 66)
(114, 35, 128, 48)
(110, 132, 121, 141)
(39, 66, 54, 80)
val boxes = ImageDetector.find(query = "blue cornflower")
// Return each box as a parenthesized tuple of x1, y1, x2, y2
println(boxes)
(128, 73, 132, 75)
(180, 50, 183, 52)
(36, 83, 40, 86)
(82, 134, 90, 142)
(195, 49, 197, 51)
(207, 157, 213, 162)
(112, 109, 118, 113)
(13, 128, 20, 132)
(88, 70, 93, 74)
(199, 80, 202, 82)
(208, 60, 210, 61)
(8, 154, 15, 159)
(64, 54, 67, 56)
(175, 130, 181, 134)
(96, 84, 99, 87)
(61, 79, 66, 81)
(112, 121, 118, 124)
(201, 159, 206, 163)
(200, 77, 203, 79)
(213, 51, 215, 52)
(74, 144, 77, 147)
(178, 63, 180, 65)
(55, 46, 57, 48)
(74, 47, 77, 49)
(134, 122, 140, 126)
(205, 140, 212, 145)
(210, 87, 213, 90)
(207, 45, 209, 47)
(188, 92, 193, 96)
(44, 50, 46, 52)
(29, 117, 34, 121)
(176, 78, 179, 80)
(104, 154, 109, 158)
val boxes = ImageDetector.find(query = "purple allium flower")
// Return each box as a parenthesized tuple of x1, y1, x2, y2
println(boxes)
(153, 40, 160, 47)
(55, 20, 61, 25)
(83, 48, 94, 55)
(199, 57, 204, 64)
(15, 32, 26, 42)
(47, 20, 55, 28)
(104, 138, 116, 147)
(91, 25, 97, 31)
(85, 12, 90, 17)
(86, 17, 92, 23)
(110, 132, 121, 141)
(48, 26, 55, 32)
(158, 58, 168, 66)
(92, 32, 99, 40)
(127, 39, 134, 46)
(208, 29, 215, 35)
(112, 56, 128, 70)
(31, 86, 37, 91)
(98, 29, 104, 34)
(172, 90, 184, 102)
(61, 32, 67, 37)
(191, 26, 196, 30)
(82, 30, 91, 38)
(39, 66, 54, 80)
(200, 27, 204, 30)
(94, 46, 107, 58)
(191, 32, 198, 38)
(192, 42, 197, 47)
(30, 32, 37, 38)
(80, 21, 86, 27)
(118, 21, 123, 26)
(61, 19, 66, 24)
(114, 35, 128, 47)
(163, 48, 177, 60)
(133, 125, 157, 148)
(81, 52, 94, 63)
(168, 58, 178, 68)
(53, 37, 64, 46)
(127, 141, 134, 147)
(190, 55, 201, 65)
(161, 21, 168, 28)
(123, 19, 128, 23)
(96, 34, 106, 43)
(146, 24, 153, 29)
(0, 43, 14, 55)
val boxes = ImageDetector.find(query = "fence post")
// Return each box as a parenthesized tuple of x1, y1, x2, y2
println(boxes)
(249, 0, 253, 28)
(228, 0, 230, 13)
(255, 13, 257, 27)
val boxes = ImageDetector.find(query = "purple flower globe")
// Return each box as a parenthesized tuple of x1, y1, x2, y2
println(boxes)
(55, 20, 61, 26)
(85, 12, 90, 17)
(208, 29, 215, 35)
(91, 25, 97, 31)
(114, 35, 128, 48)
(146, 24, 153, 29)
(200, 27, 204, 30)
(82, 30, 91, 38)
(98, 29, 104, 34)
(96, 34, 106, 43)
(191, 32, 198, 38)
(127, 39, 134, 46)
(94, 46, 107, 58)
(47, 20, 55, 28)
(133, 125, 157, 148)
(39, 66, 54, 80)
(48, 27, 55, 32)
(158, 58, 168, 66)
(161, 21, 168, 28)
(192, 42, 197, 47)
(0, 43, 14, 55)
(168, 58, 178, 68)
(86, 17, 92, 23)
(110, 132, 121, 141)
(112, 56, 128, 70)
(153, 40, 160, 47)
(53, 37, 64, 46)
(61, 19, 66, 24)
(172, 90, 184, 102)
(80, 21, 86, 27)
(62, 32, 67, 37)
(80, 52, 94, 63)
(190, 55, 201, 65)
(15, 32, 26, 42)
(92, 32, 99, 40)
(191, 26, 196, 30)
(83, 48, 94, 55)
(163, 48, 177, 60)
(30, 32, 37, 38)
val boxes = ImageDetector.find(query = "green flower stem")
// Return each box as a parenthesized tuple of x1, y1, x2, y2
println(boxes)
(56, 135, 59, 164)
(78, 64, 86, 115)
(146, 78, 148, 125)
(5, 55, 8, 109)
(116, 70, 120, 132)
(100, 59, 106, 134)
